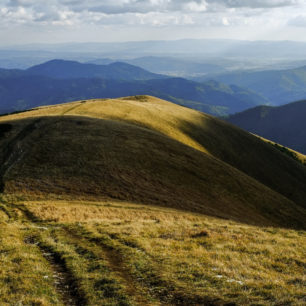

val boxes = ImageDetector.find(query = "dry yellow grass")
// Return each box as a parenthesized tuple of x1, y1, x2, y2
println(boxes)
(22, 200, 205, 223)
(19, 199, 306, 305)
(0, 96, 209, 154)
(1, 96, 305, 305)
(0, 222, 62, 305)
(1, 95, 306, 213)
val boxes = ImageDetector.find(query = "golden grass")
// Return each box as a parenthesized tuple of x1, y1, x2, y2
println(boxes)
(1, 95, 306, 214)
(2, 95, 306, 163)
(24, 200, 208, 223)
(1, 97, 305, 304)
(1, 102, 305, 228)
(21, 199, 306, 305)
(0, 210, 9, 222)
(0, 222, 62, 305)
(0, 96, 209, 154)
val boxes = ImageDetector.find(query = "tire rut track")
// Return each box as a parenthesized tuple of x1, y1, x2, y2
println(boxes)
(11, 202, 150, 305)
(62, 226, 156, 305)
(4, 201, 87, 306)
(7, 202, 223, 305)
(87, 228, 224, 306)
(24, 235, 87, 306)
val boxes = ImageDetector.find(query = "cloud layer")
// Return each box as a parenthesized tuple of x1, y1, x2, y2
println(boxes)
(0, 0, 305, 43)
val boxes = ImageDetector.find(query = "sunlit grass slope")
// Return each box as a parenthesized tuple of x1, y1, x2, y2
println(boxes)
(1, 198, 305, 305)
(3, 95, 306, 210)
(0, 96, 306, 228)
(0, 96, 306, 305)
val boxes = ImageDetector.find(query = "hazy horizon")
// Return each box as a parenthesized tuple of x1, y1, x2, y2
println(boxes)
(3, 37, 306, 48)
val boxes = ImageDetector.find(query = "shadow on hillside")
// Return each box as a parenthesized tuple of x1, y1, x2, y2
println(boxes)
(178, 115, 306, 230)
(0, 115, 305, 231)
(0, 120, 39, 192)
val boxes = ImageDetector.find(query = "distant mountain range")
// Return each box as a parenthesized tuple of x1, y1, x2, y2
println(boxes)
(227, 100, 306, 154)
(3, 39, 306, 75)
(196, 65, 306, 105)
(0, 60, 267, 115)
(0, 59, 165, 81)
(26, 60, 166, 80)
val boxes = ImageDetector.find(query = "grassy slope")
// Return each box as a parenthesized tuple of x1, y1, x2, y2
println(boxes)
(256, 135, 306, 165)
(0, 198, 305, 305)
(0, 96, 305, 305)
(2, 95, 306, 212)
(1, 114, 305, 228)
(0, 96, 306, 228)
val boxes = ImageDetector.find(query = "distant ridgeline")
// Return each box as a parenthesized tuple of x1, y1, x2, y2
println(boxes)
(0, 60, 267, 116)
(194, 65, 306, 106)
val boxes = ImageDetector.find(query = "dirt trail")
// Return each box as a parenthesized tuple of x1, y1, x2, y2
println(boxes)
(10, 201, 151, 305)
(1, 200, 86, 306)
(63, 227, 156, 306)
(96, 243, 154, 305)
(25, 235, 86, 306)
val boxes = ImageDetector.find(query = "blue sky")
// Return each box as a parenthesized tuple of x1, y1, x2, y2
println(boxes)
(1, 0, 306, 45)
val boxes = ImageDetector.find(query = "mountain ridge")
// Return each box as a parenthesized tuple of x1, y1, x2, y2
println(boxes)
(195, 65, 306, 105)
(1, 96, 305, 228)
(0, 61, 267, 115)
(26, 59, 167, 80)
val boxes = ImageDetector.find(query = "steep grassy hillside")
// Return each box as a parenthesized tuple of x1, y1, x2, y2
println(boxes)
(257, 135, 306, 165)
(1, 96, 306, 229)
(227, 100, 306, 154)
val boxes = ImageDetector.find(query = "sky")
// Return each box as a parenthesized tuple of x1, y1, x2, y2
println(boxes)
(1, 0, 306, 45)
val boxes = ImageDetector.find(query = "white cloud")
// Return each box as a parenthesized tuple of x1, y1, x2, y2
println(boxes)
(0, 0, 306, 43)
(206, 0, 303, 9)
(184, 1, 207, 12)
(288, 15, 306, 27)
